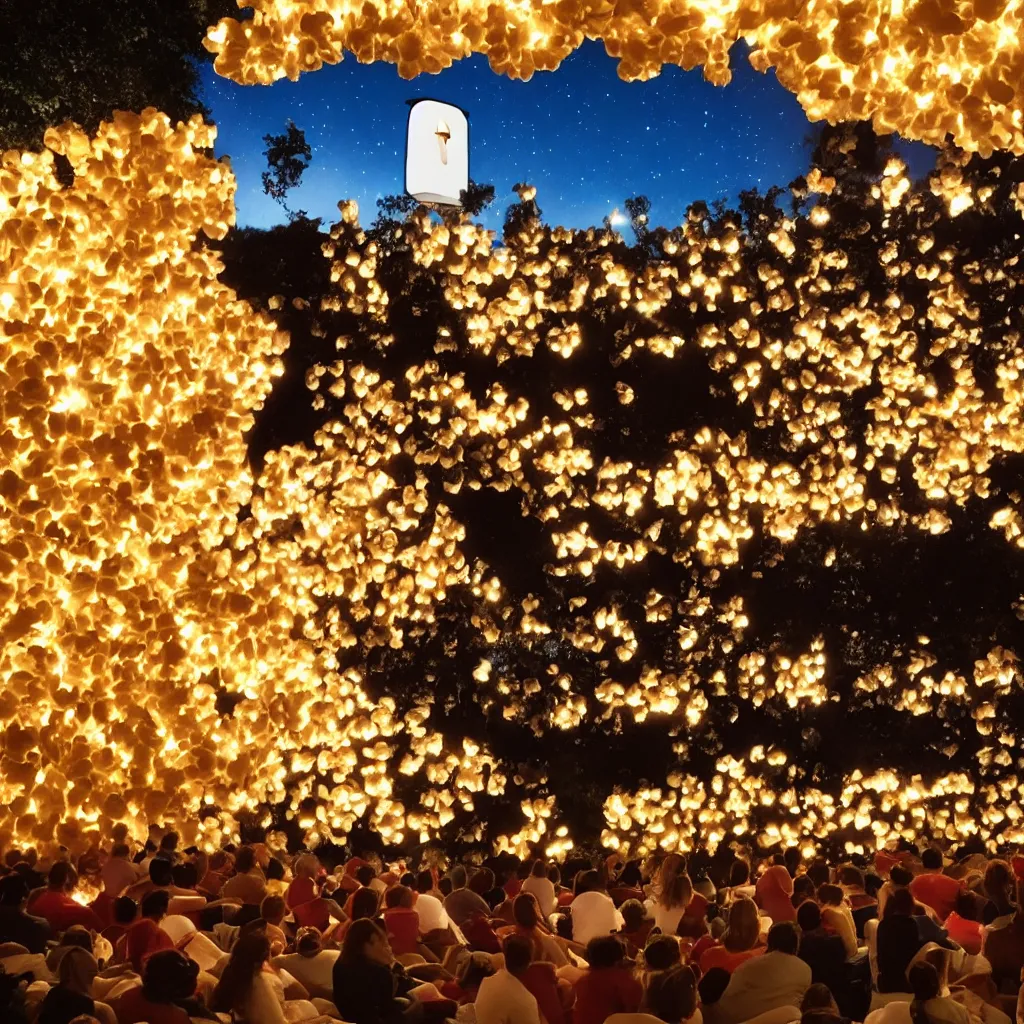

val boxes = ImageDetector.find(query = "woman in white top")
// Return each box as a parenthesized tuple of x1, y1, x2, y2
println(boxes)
(512, 893, 568, 966)
(817, 885, 859, 960)
(521, 860, 558, 919)
(646, 855, 694, 937)
(571, 871, 624, 947)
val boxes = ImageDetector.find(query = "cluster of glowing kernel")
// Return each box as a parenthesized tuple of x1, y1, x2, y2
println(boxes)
(205, 0, 1024, 156)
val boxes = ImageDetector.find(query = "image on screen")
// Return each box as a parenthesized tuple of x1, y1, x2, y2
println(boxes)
(405, 98, 469, 207)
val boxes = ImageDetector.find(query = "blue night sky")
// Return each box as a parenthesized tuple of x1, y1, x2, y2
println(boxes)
(200, 40, 934, 233)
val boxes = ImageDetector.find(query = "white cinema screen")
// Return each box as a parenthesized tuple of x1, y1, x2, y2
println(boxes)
(405, 98, 469, 207)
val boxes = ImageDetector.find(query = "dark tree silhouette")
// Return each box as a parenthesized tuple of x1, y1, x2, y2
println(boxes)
(261, 120, 312, 221)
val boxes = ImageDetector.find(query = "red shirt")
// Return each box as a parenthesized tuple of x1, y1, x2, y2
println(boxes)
(522, 962, 567, 1024)
(504, 876, 523, 899)
(125, 918, 174, 972)
(944, 911, 982, 954)
(573, 966, 643, 1024)
(699, 944, 765, 975)
(114, 986, 190, 1024)
(909, 872, 962, 922)
(383, 907, 421, 955)
(27, 890, 103, 933)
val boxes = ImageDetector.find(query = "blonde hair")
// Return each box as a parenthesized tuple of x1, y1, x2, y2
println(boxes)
(723, 896, 761, 952)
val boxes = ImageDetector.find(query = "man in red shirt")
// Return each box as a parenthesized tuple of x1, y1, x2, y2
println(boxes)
(26, 861, 103, 932)
(573, 935, 643, 1024)
(909, 848, 963, 922)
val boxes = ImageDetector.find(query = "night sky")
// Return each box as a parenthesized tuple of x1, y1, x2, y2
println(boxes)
(201, 40, 934, 233)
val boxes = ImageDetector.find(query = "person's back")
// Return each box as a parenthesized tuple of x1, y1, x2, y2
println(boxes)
(475, 935, 541, 1024)
(715, 924, 811, 1024)
(0, 875, 52, 953)
(574, 936, 643, 1024)
(876, 915, 924, 992)
(521, 874, 557, 918)
(983, 912, 1024, 991)
(445, 869, 492, 927)
(908, 852, 961, 923)
(37, 985, 95, 1024)
(571, 887, 623, 946)
(113, 984, 190, 1024)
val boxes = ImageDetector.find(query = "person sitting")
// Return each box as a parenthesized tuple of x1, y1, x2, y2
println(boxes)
(439, 950, 495, 1004)
(120, 859, 196, 905)
(265, 859, 289, 898)
(793, 876, 817, 909)
(756, 865, 797, 924)
(27, 863, 103, 933)
(571, 870, 625, 947)
(197, 851, 231, 899)
(699, 896, 764, 974)
(260, 894, 289, 956)
(413, 871, 450, 936)
(641, 934, 683, 982)
(475, 933, 542, 1024)
(521, 860, 558, 919)
(619, 898, 654, 956)
(878, 866, 914, 921)
(869, 960, 972, 1024)
(469, 868, 503, 912)
(444, 866, 492, 928)
(697, 967, 732, 1024)
(800, 982, 850, 1024)
(982, 861, 1015, 928)
(113, 948, 200, 1024)
(712, 922, 812, 1024)
(877, 888, 927, 993)
(910, 851, 962, 924)
(219, 845, 267, 914)
(100, 846, 137, 902)
(796, 900, 847, 1000)
(943, 891, 984, 956)
(984, 898, 1024, 993)
(638, 963, 701, 1024)
(648, 857, 698, 938)
(211, 932, 295, 1023)
(818, 885, 859, 960)
(272, 927, 339, 1001)
(511, 892, 569, 966)
(383, 885, 422, 957)
(285, 854, 339, 934)
(124, 890, 175, 973)
(573, 936, 643, 1024)
(99, 897, 137, 948)
(0, 872, 52, 953)
(37, 947, 116, 1024)
(610, 861, 646, 907)
(726, 860, 758, 904)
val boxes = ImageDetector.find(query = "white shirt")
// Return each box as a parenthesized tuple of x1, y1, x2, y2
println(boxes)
(272, 950, 339, 999)
(414, 892, 450, 933)
(571, 891, 624, 946)
(647, 899, 685, 935)
(521, 876, 557, 918)
(714, 951, 812, 1024)
(866, 997, 970, 1024)
(474, 970, 541, 1024)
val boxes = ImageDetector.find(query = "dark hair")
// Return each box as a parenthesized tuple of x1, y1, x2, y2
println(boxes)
(503, 933, 533, 974)
(801, 983, 836, 1012)
(767, 921, 799, 955)
(141, 889, 170, 919)
(984, 861, 1012, 902)
(416, 870, 434, 894)
(620, 898, 647, 930)
(909, 960, 941, 1024)
(113, 896, 138, 924)
(645, 964, 697, 1022)
(400, 872, 416, 888)
(60, 925, 93, 952)
(355, 865, 376, 888)
(513, 892, 542, 929)
(159, 832, 179, 852)
(865, 872, 884, 898)
(531, 860, 547, 879)
(817, 884, 844, 907)
(48, 862, 74, 890)
(619, 861, 644, 888)
(260, 894, 286, 923)
(839, 865, 865, 888)
(548, 865, 561, 885)
(643, 934, 682, 971)
(211, 933, 271, 1013)
(884, 887, 916, 919)
(142, 949, 198, 1003)
(450, 866, 467, 889)
(438, 878, 453, 897)
(111, 844, 130, 859)
(585, 935, 626, 969)
(729, 859, 751, 887)
(575, 870, 600, 896)
(457, 951, 495, 991)
(807, 860, 831, 888)
(350, 886, 380, 920)
(149, 859, 173, 887)
(469, 868, 495, 895)
(341, 918, 386, 962)
(797, 900, 822, 931)
(234, 846, 256, 874)
(891, 866, 914, 887)
(793, 875, 816, 903)
(385, 885, 414, 910)
(266, 858, 285, 882)
(698, 967, 731, 1006)
(172, 863, 197, 890)
(0, 874, 28, 906)
(921, 849, 943, 872)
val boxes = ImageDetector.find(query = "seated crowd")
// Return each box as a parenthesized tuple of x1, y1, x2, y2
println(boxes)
(1, 827, 1023, 1024)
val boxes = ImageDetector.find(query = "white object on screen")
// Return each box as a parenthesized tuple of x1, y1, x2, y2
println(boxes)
(406, 99, 468, 207)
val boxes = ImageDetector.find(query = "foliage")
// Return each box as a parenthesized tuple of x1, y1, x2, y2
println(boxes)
(261, 120, 312, 221)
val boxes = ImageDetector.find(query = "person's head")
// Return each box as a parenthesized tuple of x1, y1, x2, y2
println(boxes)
(585, 935, 627, 970)
(793, 875, 816, 903)
(239, 917, 268, 940)
(171, 862, 197, 890)
(48, 861, 75, 892)
(457, 951, 495, 991)
(503, 932, 533, 976)
(531, 859, 548, 879)
(643, 934, 682, 972)
(60, 925, 93, 953)
(660, 868, 694, 911)
(724, 896, 761, 952)
(209, 850, 231, 873)
(295, 927, 323, 957)
(59, 947, 98, 995)
(149, 859, 173, 887)
(113, 896, 138, 925)
(909, 961, 941, 1002)
(767, 921, 800, 955)
(438, 877, 453, 896)
(729, 859, 751, 887)
(450, 865, 468, 890)
(355, 865, 376, 888)
(801, 982, 839, 1015)
(142, 949, 199, 1004)
(512, 892, 542, 930)
(890, 865, 913, 888)
(292, 853, 317, 880)
(212, 933, 272, 1013)
(111, 843, 130, 860)
(884, 887, 917, 919)
(342, 917, 391, 965)
(0, 873, 29, 908)
(644, 964, 698, 1024)
(141, 889, 170, 921)
(234, 846, 256, 874)
(260, 894, 286, 925)
(266, 858, 285, 882)
(807, 859, 831, 888)
(469, 867, 495, 895)
(984, 860, 1013, 904)
(954, 889, 979, 921)
(839, 865, 865, 889)
(415, 870, 434, 894)
(159, 832, 179, 854)
(865, 872, 884, 898)
(618, 860, 643, 888)
(797, 899, 822, 932)
(351, 885, 381, 920)
(575, 869, 601, 895)
(385, 885, 414, 910)
(817, 884, 844, 907)
(921, 849, 943, 872)
(620, 898, 647, 931)
(698, 967, 731, 1006)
